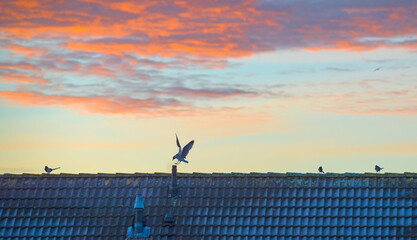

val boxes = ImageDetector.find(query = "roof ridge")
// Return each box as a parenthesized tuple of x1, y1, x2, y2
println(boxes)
(1, 172, 416, 177)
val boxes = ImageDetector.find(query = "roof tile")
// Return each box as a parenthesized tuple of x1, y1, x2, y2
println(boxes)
(1, 173, 417, 239)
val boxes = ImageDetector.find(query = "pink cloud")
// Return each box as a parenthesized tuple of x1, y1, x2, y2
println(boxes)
(1, 0, 416, 116)
(0, 63, 40, 72)
(3, 44, 47, 58)
(1, 0, 414, 59)
(0, 91, 194, 116)
(0, 72, 48, 84)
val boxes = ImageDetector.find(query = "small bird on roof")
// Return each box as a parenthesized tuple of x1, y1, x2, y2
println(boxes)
(318, 166, 325, 174)
(173, 134, 194, 164)
(375, 165, 383, 173)
(44, 166, 60, 173)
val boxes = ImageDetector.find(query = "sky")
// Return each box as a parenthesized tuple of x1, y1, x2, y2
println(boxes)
(0, 0, 416, 174)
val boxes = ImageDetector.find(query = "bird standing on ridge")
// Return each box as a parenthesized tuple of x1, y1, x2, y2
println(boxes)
(44, 166, 60, 173)
(318, 166, 325, 174)
(375, 165, 383, 173)
(173, 134, 194, 164)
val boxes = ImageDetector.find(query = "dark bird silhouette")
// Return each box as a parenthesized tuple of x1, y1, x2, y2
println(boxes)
(375, 165, 383, 173)
(172, 134, 194, 164)
(373, 67, 381, 72)
(318, 166, 325, 174)
(44, 166, 60, 173)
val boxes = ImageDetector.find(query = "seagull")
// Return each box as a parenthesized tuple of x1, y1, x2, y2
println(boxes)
(375, 165, 383, 173)
(44, 166, 60, 173)
(373, 67, 381, 72)
(318, 166, 325, 174)
(172, 134, 194, 164)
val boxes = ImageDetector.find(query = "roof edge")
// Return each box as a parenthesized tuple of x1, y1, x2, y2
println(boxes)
(1, 172, 416, 178)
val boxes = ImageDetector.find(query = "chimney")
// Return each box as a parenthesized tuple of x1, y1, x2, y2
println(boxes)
(133, 195, 145, 235)
(164, 165, 180, 225)
(126, 195, 150, 239)
(169, 165, 178, 198)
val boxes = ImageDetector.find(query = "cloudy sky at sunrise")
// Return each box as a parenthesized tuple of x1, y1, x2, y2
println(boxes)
(1, 0, 416, 174)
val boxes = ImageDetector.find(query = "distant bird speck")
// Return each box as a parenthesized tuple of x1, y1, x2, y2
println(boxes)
(318, 166, 325, 174)
(172, 134, 194, 164)
(45, 166, 60, 173)
(375, 165, 383, 173)
(373, 67, 381, 72)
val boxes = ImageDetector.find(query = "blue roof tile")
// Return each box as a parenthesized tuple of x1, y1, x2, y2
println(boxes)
(1, 172, 417, 239)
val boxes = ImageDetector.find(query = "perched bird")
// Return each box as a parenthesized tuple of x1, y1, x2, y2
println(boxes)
(44, 166, 60, 173)
(373, 67, 381, 72)
(375, 165, 383, 173)
(318, 166, 325, 174)
(172, 134, 194, 164)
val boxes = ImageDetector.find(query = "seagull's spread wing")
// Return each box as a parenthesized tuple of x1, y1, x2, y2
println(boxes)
(181, 140, 194, 158)
(175, 134, 181, 149)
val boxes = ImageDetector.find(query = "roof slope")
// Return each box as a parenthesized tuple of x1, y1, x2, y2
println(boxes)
(1, 172, 417, 239)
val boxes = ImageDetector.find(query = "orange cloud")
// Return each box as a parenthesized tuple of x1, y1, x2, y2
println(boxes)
(14, 0, 39, 8)
(0, 62, 47, 84)
(0, 91, 194, 116)
(1, 0, 415, 58)
(0, 63, 40, 72)
(0, 73, 48, 84)
(0, 0, 279, 58)
(3, 44, 46, 58)
(0, 0, 416, 116)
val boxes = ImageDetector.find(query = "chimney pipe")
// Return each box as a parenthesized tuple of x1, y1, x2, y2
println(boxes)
(126, 195, 150, 238)
(165, 165, 180, 225)
(171, 165, 177, 189)
(169, 165, 179, 198)
(134, 195, 145, 235)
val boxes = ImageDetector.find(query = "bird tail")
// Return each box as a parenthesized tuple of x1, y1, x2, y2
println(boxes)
(52, 167, 61, 170)
(182, 159, 189, 163)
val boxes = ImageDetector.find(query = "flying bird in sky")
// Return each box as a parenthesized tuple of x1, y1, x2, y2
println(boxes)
(318, 166, 325, 174)
(373, 67, 381, 72)
(44, 166, 60, 173)
(173, 134, 194, 164)
(375, 165, 383, 173)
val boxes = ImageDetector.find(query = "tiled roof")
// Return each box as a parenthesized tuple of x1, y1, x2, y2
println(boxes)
(1, 172, 417, 239)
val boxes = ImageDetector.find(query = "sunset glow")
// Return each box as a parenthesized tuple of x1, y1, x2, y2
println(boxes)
(1, 0, 416, 174)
